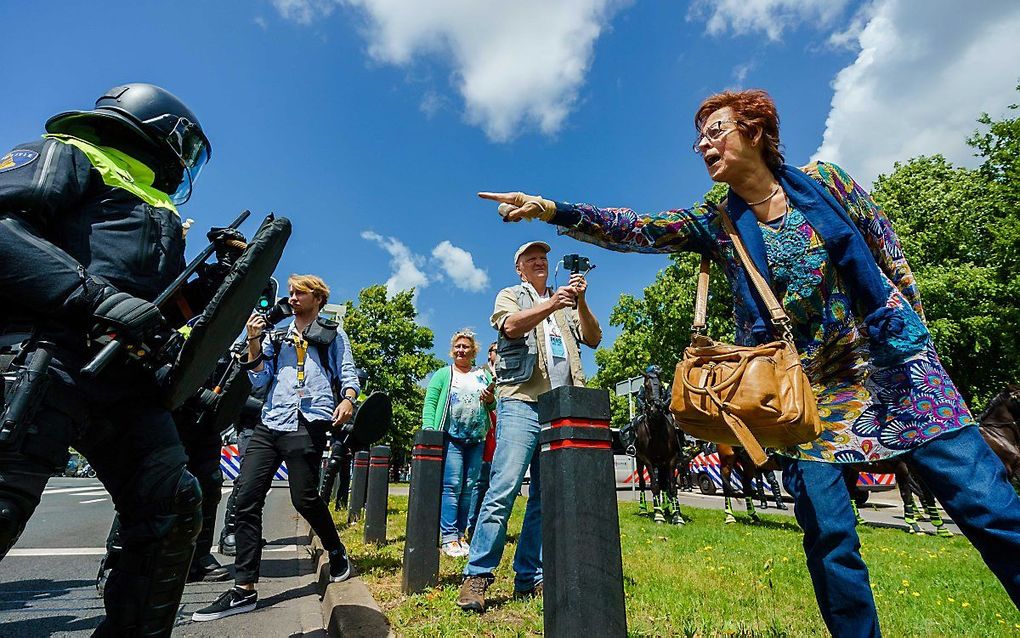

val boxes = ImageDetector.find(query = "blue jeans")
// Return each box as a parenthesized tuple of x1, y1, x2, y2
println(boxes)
(782, 426, 1020, 638)
(440, 435, 484, 543)
(467, 460, 492, 537)
(464, 399, 543, 591)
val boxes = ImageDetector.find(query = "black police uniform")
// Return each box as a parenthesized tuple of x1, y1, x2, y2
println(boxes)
(0, 88, 209, 635)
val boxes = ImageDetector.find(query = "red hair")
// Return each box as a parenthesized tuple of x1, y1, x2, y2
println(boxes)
(695, 89, 784, 172)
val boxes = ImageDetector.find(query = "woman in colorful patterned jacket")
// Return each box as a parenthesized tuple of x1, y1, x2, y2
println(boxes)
(480, 89, 1020, 637)
(422, 329, 496, 557)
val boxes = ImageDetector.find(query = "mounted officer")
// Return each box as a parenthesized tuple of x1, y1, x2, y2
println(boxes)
(0, 83, 214, 636)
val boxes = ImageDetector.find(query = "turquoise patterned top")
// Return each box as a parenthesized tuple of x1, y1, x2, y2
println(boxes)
(550, 162, 973, 463)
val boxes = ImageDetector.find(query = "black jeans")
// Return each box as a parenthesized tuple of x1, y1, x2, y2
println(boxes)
(233, 415, 344, 585)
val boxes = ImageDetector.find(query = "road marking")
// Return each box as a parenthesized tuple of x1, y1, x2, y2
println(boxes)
(79, 498, 107, 504)
(41, 486, 104, 495)
(8, 544, 299, 557)
(7, 548, 107, 556)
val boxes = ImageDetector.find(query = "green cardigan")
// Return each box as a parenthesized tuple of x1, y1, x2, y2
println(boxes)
(421, 365, 495, 439)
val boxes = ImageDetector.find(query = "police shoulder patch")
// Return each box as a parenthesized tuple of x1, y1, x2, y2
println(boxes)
(0, 149, 40, 174)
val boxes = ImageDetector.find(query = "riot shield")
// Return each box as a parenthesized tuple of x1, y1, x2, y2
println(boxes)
(161, 215, 291, 409)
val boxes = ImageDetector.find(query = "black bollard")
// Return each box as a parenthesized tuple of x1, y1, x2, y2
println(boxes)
(348, 450, 370, 524)
(364, 445, 391, 545)
(538, 386, 627, 637)
(401, 429, 445, 593)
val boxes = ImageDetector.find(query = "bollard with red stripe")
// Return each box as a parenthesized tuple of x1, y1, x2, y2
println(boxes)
(364, 445, 391, 545)
(347, 450, 370, 524)
(538, 386, 627, 637)
(401, 428, 445, 593)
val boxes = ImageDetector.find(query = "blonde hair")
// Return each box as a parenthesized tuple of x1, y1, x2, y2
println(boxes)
(288, 274, 330, 311)
(450, 328, 479, 360)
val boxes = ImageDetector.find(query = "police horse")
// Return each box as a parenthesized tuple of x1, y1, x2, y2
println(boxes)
(628, 367, 687, 525)
(978, 383, 1020, 493)
(716, 445, 786, 524)
(842, 459, 953, 537)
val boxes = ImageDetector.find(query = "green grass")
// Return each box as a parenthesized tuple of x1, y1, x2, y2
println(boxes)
(333, 497, 1019, 637)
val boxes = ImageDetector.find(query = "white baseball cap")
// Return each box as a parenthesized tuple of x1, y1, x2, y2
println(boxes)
(514, 240, 551, 265)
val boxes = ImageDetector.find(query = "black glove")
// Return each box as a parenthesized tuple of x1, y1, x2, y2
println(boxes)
(208, 227, 248, 267)
(91, 290, 165, 342)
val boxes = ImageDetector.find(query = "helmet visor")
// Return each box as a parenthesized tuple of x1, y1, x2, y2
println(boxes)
(144, 114, 211, 204)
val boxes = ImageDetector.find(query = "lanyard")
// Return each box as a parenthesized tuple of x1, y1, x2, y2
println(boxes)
(292, 332, 308, 387)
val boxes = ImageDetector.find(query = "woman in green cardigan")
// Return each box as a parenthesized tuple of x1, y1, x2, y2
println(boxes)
(422, 330, 496, 557)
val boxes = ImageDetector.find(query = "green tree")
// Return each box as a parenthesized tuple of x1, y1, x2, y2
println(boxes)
(341, 285, 443, 461)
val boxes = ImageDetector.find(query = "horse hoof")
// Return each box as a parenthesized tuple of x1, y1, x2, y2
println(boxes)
(936, 529, 954, 538)
(673, 517, 686, 526)
(724, 515, 736, 525)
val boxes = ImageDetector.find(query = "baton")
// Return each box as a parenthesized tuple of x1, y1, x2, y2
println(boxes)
(82, 210, 253, 377)
(0, 343, 53, 445)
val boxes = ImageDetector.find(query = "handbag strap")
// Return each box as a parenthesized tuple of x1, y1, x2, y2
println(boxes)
(692, 205, 794, 343)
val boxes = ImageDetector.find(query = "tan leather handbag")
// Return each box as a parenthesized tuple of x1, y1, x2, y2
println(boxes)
(669, 207, 821, 466)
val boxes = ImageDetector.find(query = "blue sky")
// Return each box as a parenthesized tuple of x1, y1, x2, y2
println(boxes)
(3, 1, 1018, 377)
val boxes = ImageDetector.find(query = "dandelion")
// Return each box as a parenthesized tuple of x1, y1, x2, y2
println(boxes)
(912, 592, 920, 597)
(897, 590, 905, 595)
(901, 579, 910, 587)
(948, 597, 955, 602)
(962, 602, 970, 608)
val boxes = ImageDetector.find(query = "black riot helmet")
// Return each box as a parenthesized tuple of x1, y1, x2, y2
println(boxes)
(45, 83, 212, 205)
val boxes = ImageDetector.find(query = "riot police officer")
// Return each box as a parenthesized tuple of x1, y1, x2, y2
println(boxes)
(0, 83, 213, 636)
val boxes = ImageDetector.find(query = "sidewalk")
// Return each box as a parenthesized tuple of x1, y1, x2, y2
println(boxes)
(174, 506, 326, 637)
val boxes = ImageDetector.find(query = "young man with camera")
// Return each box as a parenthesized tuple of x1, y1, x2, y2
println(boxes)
(194, 274, 360, 621)
(458, 241, 601, 612)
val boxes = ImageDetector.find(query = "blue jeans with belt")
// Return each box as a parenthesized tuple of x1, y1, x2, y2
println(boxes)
(463, 399, 543, 591)
(440, 435, 484, 544)
(782, 426, 1020, 638)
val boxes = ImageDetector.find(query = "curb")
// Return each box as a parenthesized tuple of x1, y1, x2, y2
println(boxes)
(309, 529, 394, 637)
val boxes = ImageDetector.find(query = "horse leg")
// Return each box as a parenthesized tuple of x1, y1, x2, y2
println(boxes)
(896, 473, 923, 534)
(637, 460, 648, 515)
(766, 470, 788, 510)
(742, 467, 761, 523)
(721, 464, 736, 525)
(650, 469, 665, 524)
(917, 478, 953, 538)
(666, 464, 685, 525)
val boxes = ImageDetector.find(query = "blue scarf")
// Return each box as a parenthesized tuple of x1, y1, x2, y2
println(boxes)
(724, 164, 926, 360)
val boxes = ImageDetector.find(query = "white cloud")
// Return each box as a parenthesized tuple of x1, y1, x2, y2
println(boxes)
(431, 241, 489, 292)
(271, 0, 338, 25)
(336, 0, 630, 142)
(813, 0, 1020, 185)
(254, 16, 269, 30)
(361, 231, 429, 298)
(688, 0, 849, 41)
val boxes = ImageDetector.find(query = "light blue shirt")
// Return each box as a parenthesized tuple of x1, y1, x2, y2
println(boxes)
(248, 325, 360, 432)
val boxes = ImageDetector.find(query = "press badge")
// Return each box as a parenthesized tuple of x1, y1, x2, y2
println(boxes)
(550, 334, 565, 359)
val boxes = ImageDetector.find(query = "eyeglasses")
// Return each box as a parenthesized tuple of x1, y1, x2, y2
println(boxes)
(692, 119, 739, 154)
(488, 348, 497, 353)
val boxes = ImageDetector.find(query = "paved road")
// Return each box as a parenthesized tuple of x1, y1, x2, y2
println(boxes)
(0, 477, 324, 637)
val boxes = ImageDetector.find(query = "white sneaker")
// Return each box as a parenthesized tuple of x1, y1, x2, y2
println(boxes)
(441, 541, 461, 557)
(456, 539, 472, 557)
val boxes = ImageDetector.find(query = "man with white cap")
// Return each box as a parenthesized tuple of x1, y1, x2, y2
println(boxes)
(457, 240, 601, 612)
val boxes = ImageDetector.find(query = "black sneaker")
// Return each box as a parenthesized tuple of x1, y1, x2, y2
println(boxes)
(191, 586, 257, 622)
(328, 549, 353, 583)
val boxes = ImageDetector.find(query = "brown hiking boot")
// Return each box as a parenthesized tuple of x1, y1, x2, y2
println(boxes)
(457, 575, 494, 612)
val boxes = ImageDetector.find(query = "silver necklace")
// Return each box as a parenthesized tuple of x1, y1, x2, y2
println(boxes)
(746, 184, 780, 207)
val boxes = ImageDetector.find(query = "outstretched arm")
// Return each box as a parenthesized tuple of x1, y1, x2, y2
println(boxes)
(479, 191, 718, 255)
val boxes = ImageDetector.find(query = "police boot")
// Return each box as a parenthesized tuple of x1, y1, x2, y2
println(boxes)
(189, 553, 231, 582)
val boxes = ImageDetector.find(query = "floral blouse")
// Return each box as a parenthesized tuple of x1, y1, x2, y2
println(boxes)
(552, 161, 973, 463)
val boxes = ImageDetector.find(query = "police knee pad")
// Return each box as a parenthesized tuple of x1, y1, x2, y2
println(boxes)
(0, 497, 28, 558)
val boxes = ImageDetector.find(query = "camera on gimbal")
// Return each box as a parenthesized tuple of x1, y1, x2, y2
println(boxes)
(562, 253, 593, 275)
